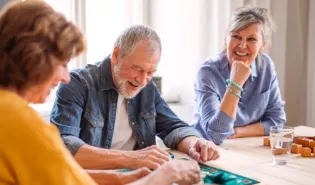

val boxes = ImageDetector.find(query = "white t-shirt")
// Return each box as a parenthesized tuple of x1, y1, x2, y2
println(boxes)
(111, 94, 136, 150)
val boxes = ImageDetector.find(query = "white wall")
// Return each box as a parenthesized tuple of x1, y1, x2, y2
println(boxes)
(149, 0, 209, 105)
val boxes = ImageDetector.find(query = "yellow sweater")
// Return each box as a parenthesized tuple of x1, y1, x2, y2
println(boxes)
(0, 90, 96, 185)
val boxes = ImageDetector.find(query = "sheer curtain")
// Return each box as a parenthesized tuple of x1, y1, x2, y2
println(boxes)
(306, 0, 315, 127)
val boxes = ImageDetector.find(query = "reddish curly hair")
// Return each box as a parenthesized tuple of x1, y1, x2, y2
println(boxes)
(0, 0, 86, 93)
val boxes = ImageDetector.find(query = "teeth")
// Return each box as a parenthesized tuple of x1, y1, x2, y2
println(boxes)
(236, 51, 248, 56)
(129, 82, 139, 87)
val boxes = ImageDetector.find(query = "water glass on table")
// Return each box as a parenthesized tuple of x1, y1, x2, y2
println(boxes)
(269, 126, 294, 165)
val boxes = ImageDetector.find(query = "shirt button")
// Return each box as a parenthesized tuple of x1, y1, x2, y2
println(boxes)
(132, 122, 135, 125)
(141, 141, 144, 145)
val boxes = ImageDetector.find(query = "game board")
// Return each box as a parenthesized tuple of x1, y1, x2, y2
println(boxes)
(117, 152, 260, 185)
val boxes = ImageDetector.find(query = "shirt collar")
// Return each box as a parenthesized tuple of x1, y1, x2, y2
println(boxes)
(100, 55, 115, 91)
(219, 54, 258, 81)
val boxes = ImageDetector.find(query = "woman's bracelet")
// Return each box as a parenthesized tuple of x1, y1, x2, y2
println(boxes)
(226, 85, 242, 98)
(226, 79, 244, 92)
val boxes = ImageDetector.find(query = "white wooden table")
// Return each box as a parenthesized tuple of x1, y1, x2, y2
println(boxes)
(172, 126, 315, 185)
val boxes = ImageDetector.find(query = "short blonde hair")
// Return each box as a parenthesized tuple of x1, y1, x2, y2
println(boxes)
(228, 7, 276, 45)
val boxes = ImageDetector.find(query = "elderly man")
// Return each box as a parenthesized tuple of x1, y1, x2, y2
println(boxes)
(51, 25, 219, 180)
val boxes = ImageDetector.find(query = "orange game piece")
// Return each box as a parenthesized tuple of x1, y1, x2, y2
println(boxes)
(301, 139, 311, 147)
(300, 147, 312, 157)
(263, 137, 270, 147)
(295, 138, 303, 145)
(310, 141, 315, 152)
(291, 143, 302, 154)
(272, 148, 287, 155)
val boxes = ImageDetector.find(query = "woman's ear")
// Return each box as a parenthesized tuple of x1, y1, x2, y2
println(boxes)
(259, 42, 266, 54)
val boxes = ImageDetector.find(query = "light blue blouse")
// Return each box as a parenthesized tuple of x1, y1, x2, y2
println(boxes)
(193, 53, 286, 144)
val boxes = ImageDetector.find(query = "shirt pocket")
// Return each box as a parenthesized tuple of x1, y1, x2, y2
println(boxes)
(140, 106, 157, 136)
(83, 111, 104, 128)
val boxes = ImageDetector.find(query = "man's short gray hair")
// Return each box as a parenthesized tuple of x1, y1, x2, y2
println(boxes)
(114, 25, 162, 58)
(228, 7, 276, 45)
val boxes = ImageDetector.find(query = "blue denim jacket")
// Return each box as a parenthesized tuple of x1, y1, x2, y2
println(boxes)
(51, 56, 202, 155)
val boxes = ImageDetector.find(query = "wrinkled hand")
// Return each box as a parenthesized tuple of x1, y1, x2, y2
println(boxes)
(124, 145, 171, 170)
(118, 167, 151, 185)
(161, 160, 200, 185)
(230, 60, 251, 87)
(188, 139, 220, 163)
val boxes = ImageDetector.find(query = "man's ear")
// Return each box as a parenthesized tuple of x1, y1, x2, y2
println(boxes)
(111, 46, 120, 65)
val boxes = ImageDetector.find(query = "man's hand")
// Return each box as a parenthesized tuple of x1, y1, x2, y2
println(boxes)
(126, 160, 200, 185)
(117, 167, 152, 185)
(188, 138, 220, 163)
(161, 160, 201, 185)
(123, 145, 171, 170)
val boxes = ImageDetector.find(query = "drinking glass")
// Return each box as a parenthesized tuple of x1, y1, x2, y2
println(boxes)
(269, 126, 294, 165)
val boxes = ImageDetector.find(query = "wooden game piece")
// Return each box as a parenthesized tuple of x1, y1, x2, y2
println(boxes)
(301, 139, 311, 147)
(272, 148, 287, 155)
(295, 137, 303, 145)
(300, 147, 312, 157)
(310, 141, 315, 152)
(291, 143, 302, 154)
(263, 137, 270, 147)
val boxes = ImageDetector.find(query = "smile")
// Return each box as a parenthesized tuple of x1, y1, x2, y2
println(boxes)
(235, 51, 249, 56)
(128, 81, 139, 88)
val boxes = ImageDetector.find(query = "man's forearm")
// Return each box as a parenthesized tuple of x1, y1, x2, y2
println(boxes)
(75, 144, 131, 170)
(86, 170, 125, 185)
(126, 169, 174, 185)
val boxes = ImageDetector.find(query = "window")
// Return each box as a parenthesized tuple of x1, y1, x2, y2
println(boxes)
(31, 0, 147, 113)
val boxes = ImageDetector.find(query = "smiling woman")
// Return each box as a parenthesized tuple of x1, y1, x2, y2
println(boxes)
(193, 7, 286, 145)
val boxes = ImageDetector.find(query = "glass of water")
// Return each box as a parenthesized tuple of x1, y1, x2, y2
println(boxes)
(270, 126, 294, 165)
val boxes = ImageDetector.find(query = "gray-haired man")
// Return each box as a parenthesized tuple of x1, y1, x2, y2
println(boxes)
(51, 25, 219, 184)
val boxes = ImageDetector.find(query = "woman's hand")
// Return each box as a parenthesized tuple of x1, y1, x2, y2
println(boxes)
(230, 61, 251, 87)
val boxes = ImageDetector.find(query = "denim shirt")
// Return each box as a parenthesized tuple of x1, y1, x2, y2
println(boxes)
(51, 56, 202, 155)
(193, 53, 286, 145)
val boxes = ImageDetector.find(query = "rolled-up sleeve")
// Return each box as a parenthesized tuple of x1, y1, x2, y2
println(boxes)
(194, 66, 235, 145)
(261, 64, 286, 135)
(50, 72, 87, 155)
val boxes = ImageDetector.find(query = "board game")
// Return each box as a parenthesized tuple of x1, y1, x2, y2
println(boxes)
(118, 152, 260, 185)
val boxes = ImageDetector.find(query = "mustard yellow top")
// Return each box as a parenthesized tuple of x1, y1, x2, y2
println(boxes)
(0, 90, 96, 185)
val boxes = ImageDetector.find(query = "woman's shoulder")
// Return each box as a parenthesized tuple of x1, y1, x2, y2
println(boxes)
(260, 53, 275, 69)
(198, 54, 226, 76)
